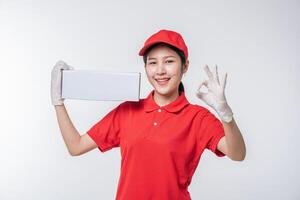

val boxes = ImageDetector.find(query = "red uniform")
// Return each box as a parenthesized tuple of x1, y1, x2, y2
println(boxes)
(87, 90, 225, 200)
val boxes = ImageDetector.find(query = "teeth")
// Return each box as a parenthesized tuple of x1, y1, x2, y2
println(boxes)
(156, 78, 170, 82)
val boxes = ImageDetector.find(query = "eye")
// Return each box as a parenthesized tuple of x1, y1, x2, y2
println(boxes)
(148, 62, 156, 65)
(166, 60, 174, 63)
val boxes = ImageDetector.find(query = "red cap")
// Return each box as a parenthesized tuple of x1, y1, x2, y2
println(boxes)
(138, 29, 188, 60)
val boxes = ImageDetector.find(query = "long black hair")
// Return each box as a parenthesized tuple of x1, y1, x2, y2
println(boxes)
(142, 42, 186, 93)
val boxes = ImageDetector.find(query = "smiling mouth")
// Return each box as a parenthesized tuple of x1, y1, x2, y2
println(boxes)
(155, 78, 171, 86)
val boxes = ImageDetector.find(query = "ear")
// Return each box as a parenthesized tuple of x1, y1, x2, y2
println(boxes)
(183, 60, 189, 73)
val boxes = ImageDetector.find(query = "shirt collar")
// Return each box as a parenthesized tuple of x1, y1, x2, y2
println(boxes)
(143, 90, 190, 113)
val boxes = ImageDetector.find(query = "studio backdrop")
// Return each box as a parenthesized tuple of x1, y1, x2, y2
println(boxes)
(0, 0, 299, 199)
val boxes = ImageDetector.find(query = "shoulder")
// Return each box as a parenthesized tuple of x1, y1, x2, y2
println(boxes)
(116, 99, 144, 112)
(187, 103, 220, 123)
(188, 103, 210, 116)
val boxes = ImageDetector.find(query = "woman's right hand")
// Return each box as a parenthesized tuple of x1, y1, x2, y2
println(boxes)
(51, 60, 74, 106)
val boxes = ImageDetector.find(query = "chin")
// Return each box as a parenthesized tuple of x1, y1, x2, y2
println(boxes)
(150, 78, 179, 96)
(154, 86, 177, 97)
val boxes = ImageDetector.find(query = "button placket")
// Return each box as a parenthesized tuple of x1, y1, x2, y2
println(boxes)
(144, 108, 165, 140)
(153, 108, 163, 127)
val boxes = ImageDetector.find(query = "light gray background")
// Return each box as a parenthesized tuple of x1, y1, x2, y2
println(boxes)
(0, 0, 299, 199)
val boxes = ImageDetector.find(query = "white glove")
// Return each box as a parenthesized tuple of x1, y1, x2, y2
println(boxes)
(196, 64, 233, 123)
(51, 60, 74, 106)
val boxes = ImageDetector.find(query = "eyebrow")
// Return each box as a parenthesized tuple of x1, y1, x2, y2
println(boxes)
(147, 55, 176, 60)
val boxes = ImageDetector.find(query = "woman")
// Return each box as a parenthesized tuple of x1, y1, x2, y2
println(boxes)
(51, 29, 246, 200)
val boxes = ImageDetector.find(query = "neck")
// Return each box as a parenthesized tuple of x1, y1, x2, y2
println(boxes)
(153, 90, 180, 107)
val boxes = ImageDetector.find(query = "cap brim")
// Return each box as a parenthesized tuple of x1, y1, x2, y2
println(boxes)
(138, 40, 173, 56)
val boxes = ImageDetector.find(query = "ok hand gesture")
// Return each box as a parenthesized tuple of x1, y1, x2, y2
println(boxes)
(196, 64, 233, 123)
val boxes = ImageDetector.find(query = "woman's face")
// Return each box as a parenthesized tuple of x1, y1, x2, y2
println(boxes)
(145, 45, 188, 97)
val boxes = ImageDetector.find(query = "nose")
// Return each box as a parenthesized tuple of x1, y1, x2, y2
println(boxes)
(156, 62, 166, 75)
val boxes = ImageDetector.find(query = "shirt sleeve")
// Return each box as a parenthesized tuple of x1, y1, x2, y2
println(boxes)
(87, 104, 123, 153)
(198, 110, 226, 157)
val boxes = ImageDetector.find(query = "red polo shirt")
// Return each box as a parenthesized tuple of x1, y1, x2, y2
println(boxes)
(87, 90, 225, 200)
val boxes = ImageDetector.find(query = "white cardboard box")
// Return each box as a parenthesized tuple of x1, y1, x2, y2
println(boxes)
(61, 70, 141, 101)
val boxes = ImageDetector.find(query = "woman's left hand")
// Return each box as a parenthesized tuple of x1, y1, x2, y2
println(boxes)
(196, 64, 233, 123)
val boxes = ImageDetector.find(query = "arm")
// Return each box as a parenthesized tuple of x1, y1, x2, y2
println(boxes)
(196, 64, 246, 161)
(51, 61, 97, 156)
(217, 117, 246, 161)
(54, 105, 97, 156)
